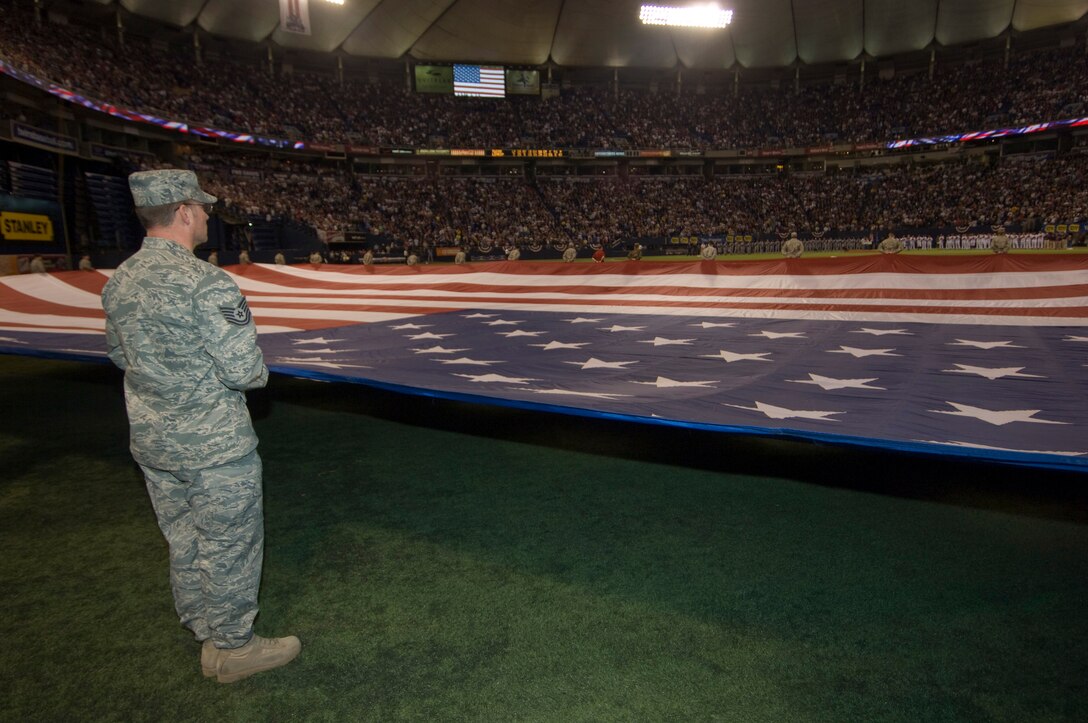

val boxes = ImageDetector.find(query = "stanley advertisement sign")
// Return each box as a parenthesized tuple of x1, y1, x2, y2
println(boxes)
(1, 212, 54, 242)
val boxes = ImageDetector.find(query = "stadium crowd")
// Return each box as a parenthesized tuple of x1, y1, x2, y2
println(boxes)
(3, 3, 1087, 250)
(182, 151, 1088, 247)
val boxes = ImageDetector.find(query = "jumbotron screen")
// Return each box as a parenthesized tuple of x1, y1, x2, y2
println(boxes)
(453, 64, 506, 98)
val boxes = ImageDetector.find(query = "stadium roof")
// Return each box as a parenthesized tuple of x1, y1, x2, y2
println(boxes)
(92, 0, 1088, 69)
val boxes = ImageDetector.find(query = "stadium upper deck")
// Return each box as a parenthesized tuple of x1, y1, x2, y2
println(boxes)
(1, 3, 1086, 153)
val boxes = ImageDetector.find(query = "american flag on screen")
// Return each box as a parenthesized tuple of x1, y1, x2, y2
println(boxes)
(2, 256, 1088, 471)
(453, 64, 506, 97)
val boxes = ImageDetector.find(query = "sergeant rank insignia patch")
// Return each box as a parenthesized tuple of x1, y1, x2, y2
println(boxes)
(220, 298, 252, 326)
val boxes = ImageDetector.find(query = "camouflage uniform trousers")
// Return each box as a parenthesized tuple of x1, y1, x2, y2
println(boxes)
(139, 449, 264, 649)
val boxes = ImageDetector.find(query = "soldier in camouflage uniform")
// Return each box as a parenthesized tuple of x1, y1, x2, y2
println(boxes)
(878, 232, 904, 254)
(781, 232, 804, 258)
(101, 169, 300, 684)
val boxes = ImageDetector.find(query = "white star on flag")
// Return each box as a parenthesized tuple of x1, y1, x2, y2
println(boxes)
(564, 317, 604, 324)
(484, 319, 523, 326)
(452, 373, 539, 384)
(750, 331, 807, 339)
(787, 374, 885, 390)
(291, 337, 343, 345)
(701, 350, 773, 363)
(942, 364, 1044, 380)
(633, 377, 718, 389)
(599, 325, 646, 332)
(499, 330, 545, 338)
(691, 322, 735, 329)
(852, 328, 912, 336)
(407, 332, 454, 340)
(828, 346, 901, 358)
(930, 402, 1068, 426)
(1063, 335, 1088, 342)
(391, 323, 431, 330)
(531, 341, 590, 350)
(639, 337, 696, 347)
(522, 388, 631, 400)
(436, 357, 503, 366)
(726, 401, 843, 421)
(410, 345, 469, 354)
(565, 358, 638, 370)
(462, 313, 497, 319)
(947, 339, 1026, 350)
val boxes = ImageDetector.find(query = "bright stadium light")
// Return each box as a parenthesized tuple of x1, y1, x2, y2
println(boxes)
(639, 3, 733, 29)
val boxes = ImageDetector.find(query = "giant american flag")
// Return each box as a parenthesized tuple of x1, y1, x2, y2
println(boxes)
(2, 255, 1087, 471)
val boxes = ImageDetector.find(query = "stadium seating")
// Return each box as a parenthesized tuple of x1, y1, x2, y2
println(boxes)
(84, 172, 141, 249)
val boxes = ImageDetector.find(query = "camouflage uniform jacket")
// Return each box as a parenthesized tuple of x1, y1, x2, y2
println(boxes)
(781, 238, 804, 258)
(102, 237, 268, 470)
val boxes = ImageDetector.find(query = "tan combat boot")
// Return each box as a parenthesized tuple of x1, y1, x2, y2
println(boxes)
(212, 635, 302, 683)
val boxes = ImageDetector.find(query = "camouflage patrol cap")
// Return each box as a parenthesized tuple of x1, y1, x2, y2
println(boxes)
(128, 169, 217, 208)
